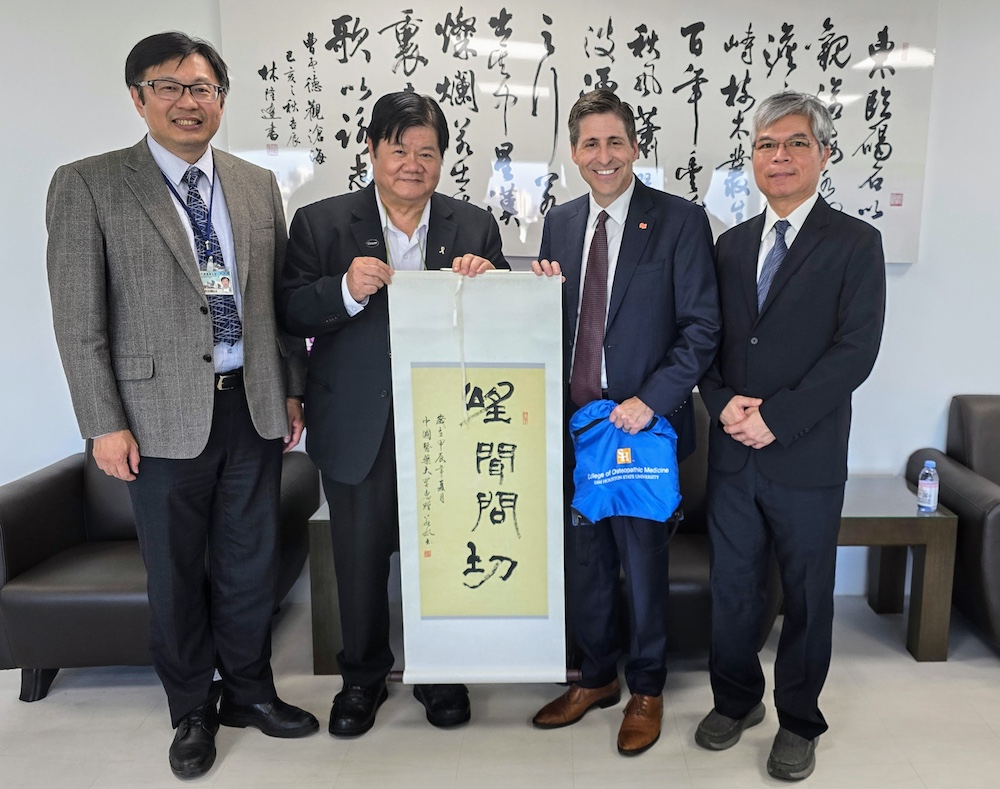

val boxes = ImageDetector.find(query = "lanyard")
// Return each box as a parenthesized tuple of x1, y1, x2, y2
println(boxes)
(162, 170, 217, 248)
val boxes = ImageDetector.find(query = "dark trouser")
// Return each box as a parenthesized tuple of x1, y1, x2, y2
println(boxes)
(321, 423, 399, 688)
(569, 514, 671, 696)
(706, 457, 843, 741)
(128, 387, 281, 728)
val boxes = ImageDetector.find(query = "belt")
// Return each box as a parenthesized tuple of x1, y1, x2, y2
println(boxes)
(215, 368, 244, 391)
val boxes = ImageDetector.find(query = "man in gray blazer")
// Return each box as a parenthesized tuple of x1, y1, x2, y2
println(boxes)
(46, 32, 318, 780)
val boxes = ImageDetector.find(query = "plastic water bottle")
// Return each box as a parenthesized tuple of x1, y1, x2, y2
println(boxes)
(917, 460, 939, 513)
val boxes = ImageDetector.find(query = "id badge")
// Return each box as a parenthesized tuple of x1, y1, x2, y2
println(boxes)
(201, 268, 236, 296)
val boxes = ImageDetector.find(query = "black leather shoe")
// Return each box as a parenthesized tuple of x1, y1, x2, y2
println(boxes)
(413, 684, 471, 728)
(329, 683, 389, 737)
(218, 696, 319, 738)
(169, 705, 219, 779)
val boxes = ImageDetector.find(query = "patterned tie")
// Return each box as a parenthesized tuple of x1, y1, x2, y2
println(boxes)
(184, 166, 242, 345)
(570, 210, 609, 408)
(757, 219, 789, 310)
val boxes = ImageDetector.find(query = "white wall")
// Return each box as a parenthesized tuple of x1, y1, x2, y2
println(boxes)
(1, 1, 223, 485)
(3, 0, 998, 593)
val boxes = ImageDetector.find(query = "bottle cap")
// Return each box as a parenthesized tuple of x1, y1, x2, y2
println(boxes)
(925, 460, 937, 468)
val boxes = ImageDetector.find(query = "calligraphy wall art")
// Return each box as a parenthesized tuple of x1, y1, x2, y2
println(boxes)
(220, 0, 936, 263)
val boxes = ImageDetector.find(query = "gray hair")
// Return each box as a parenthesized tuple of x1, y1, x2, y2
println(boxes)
(752, 91, 834, 148)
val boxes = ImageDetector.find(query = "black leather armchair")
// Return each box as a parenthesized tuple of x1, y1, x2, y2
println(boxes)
(0, 444, 319, 701)
(907, 395, 1000, 654)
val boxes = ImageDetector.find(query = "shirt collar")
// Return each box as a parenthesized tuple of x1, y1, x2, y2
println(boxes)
(762, 192, 818, 241)
(588, 176, 636, 228)
(145, 134, 215, 187)
(374, 185, 431, 239)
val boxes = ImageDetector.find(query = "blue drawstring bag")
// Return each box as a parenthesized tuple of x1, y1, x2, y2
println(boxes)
(569, 399, 682, 525)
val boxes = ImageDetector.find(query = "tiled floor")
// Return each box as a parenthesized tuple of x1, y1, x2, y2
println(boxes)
(2, 576, 999, 788)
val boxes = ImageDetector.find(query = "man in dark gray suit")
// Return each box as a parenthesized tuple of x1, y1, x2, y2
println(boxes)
(46, 32, 318, 780)
(280, 91, 509, 738)
(696, 92, 885, 781)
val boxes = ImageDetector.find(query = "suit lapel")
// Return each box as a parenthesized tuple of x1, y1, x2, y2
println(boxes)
(740, 212, 767, 318)
(758, 198, 830, 316)
(562, 197, 590, 342)
(213, 150, 251, 295)
(608, 180, 654, 328)
(425, 193, 457, 270)
(124, 141, 203, 294)
(349, 184, 387, 263)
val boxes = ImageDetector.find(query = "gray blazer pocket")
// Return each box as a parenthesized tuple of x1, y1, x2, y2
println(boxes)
(112, 355, 154, 380)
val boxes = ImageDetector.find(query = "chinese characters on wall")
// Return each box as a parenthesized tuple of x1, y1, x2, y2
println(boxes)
(222, 0, 935, 261)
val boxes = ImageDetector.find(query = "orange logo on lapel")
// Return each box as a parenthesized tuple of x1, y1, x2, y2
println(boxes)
(639, 222, 648, 230)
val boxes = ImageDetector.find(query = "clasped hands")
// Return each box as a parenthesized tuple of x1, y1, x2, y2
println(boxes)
(721, 395, 775, 449)
(346, 254, 495, 302)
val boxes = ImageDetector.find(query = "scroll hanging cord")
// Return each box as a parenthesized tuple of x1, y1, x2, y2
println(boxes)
(453, 276, 468, 422)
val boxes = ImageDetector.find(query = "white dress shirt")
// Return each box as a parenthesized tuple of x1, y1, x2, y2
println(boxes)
(756, 192, 819, 281)
(342, 187, 432, 316)
(572, 176, 637, 389)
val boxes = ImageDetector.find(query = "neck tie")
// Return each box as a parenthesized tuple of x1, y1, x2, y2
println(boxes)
(757, 219, 790, 310)
(570, 210, 609, 408)
(184, 166, 242, 346)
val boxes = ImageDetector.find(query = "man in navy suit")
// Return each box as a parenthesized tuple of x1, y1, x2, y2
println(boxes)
(530, 89, 720, 755)
(695, 92, 885, 781)
(279, 92, 508, 738)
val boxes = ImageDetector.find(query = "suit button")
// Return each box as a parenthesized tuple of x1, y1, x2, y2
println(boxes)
(203, 354, 212, 363)
(200, 306, 209, 314)
(750, 337, 759, 345)
(381, 390, 388, 398)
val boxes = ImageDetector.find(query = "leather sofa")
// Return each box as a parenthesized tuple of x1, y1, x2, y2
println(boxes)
(907, 395, 1000, 654)
(0, 444, 319, 701)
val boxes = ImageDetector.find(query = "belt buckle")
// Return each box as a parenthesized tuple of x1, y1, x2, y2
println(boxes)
(216, 372, 232, 391)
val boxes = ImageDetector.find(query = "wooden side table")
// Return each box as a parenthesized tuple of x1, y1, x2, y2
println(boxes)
(308, 502, 342, 675)
(839, 475, 957, 661)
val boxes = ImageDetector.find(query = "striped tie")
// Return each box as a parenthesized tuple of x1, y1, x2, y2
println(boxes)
(570, 210, 609, 407)
(757, 219, 790, 310)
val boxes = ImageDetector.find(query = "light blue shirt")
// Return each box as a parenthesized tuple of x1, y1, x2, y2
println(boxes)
(146, 135, 243, 373)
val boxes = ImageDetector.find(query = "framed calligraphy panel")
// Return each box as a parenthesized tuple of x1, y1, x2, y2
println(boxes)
(221, 0, 936, 263)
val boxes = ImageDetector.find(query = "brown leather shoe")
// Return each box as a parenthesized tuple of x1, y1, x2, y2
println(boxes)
(617, 693, 662, 755)
(532, 679, 620, 729)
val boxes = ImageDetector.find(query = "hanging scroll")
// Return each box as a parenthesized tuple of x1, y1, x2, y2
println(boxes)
(387, 271, 565, 683)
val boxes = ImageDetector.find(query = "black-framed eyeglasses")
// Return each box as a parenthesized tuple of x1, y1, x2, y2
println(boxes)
(134, 79, 226, 103)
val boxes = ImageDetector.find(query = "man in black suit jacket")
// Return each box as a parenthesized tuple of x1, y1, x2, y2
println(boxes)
(530, 90, 720, 756)
(279, 92, 509, 737)
(695, 92, 885, 781)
